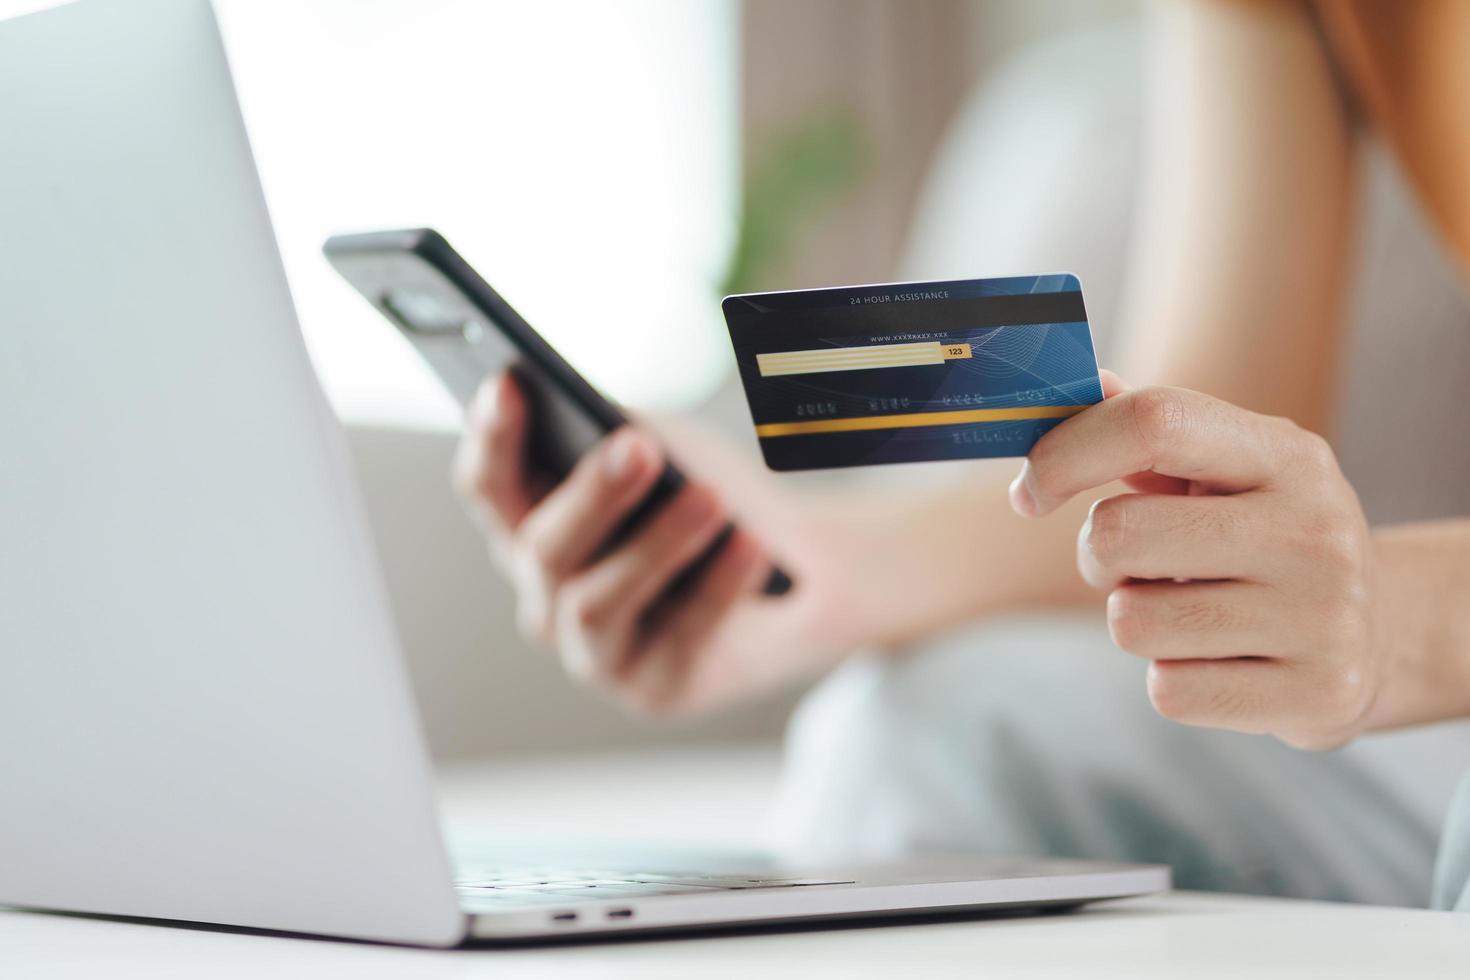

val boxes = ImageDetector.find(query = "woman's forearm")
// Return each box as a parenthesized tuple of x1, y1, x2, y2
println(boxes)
(814, 466, 1105, 651)
(650, 415, 1103, 656)
(1118, 0, 1356, 430)
(1366, 519, 1470, 732)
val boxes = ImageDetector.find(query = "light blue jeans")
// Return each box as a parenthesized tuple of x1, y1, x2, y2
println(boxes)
(774, 613, 1470, 907)
(1433, 774, 1470, 911)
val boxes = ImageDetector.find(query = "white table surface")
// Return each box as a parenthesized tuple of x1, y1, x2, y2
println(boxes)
(5, 745, 1467, 978)
(4, 890, 1465, 979)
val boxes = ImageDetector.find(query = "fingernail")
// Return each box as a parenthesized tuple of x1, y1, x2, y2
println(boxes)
(605, 429, 649, 481)
(559, 643, 597, 683)
(469, 378, 495, 426)
(691, 487, 721, 523)
(471, 373, 510, 427)
(1009, 467, 1037, 516)
(493, 371, 520, 415)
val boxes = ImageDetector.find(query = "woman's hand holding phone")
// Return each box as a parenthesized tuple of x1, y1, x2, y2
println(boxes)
(454, 372, 840, 715)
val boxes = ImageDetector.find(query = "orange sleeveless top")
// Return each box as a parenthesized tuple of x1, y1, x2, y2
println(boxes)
(1313, 0, 1470, 275)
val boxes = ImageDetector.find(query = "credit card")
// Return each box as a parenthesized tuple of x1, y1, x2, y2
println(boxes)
(722, 274, 1102, 471)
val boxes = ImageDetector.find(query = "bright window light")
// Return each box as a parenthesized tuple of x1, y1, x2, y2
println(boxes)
(214, 0, 739, 428)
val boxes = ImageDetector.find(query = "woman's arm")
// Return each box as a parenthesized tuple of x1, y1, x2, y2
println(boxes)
(1116, 0, 1356, 428)
(1367, 520, 1470, 732)
(815, 0, 1362, 649)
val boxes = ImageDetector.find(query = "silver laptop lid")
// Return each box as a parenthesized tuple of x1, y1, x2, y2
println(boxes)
(0, 0, 464, 945)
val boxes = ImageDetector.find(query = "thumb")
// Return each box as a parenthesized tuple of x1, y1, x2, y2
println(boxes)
(1099, 368, 1130, 399)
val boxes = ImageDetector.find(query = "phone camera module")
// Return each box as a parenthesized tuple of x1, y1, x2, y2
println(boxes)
(382, 288, 467, 335)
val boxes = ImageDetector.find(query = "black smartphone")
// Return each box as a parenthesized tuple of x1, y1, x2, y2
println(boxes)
(323, 228, 792, 597)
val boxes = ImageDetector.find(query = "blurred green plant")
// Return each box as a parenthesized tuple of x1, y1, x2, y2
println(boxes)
(718, 109, 871, 296)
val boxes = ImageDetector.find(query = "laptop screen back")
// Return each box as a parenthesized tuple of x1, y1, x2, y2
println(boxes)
(0, 0, 463, 945)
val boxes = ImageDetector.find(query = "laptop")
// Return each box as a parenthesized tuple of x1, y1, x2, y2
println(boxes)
(0, 0, 1168, 946)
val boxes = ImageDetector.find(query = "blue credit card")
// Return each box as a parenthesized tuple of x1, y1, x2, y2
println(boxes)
(722, 274, 1102, 471)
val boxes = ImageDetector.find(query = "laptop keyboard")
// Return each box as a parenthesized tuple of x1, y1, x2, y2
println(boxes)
(454, 867, 855, 908)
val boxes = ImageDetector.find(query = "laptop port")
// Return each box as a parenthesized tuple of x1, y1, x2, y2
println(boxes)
(550, 912, 578, 923)
(606, 908, 634, 919)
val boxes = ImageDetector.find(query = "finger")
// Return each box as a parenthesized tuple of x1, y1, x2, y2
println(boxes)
(1093, 371, 1189, 495)
(1119, 471, 1192, 496)
(1106, 580, 1289, 660)
(1076, 492, 1273, 589)
(556, 484, 728, 669)
(513, 427, 662, 581)
(1012, 386, 1289, 517)
(613, 529, 768, 714)
(1144, 658, 1289, 735)
(453, 372, 537, 531)
(1148, 654, 1370, 746)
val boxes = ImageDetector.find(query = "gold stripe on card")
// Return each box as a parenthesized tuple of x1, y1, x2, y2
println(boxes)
(754, 405, 1085, 438)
